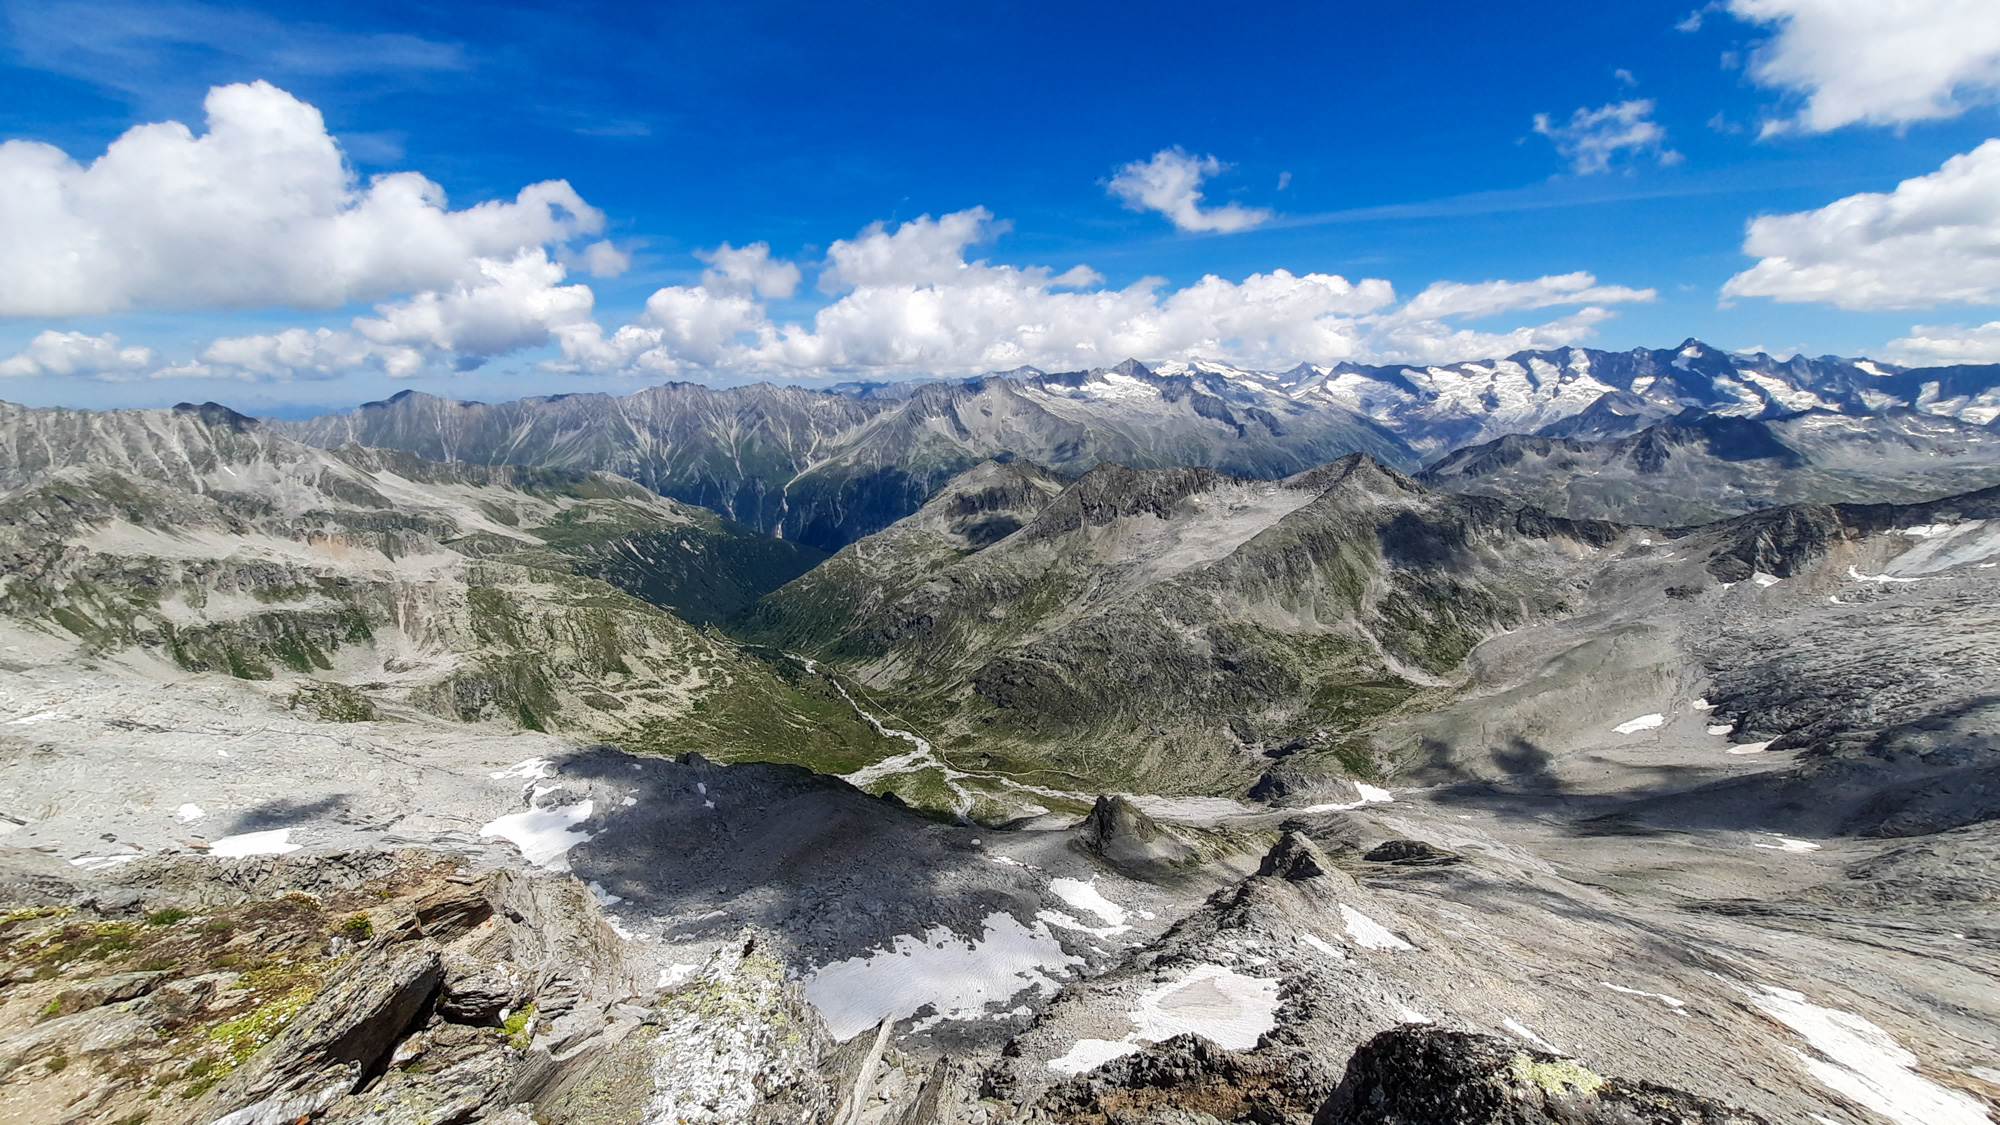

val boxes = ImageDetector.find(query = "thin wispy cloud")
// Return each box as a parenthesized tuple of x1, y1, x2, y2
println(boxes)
(2, 0, 467, 109)
(1533, 99, 1682, 175)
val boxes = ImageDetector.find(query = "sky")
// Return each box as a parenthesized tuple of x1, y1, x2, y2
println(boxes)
(1, 0, 1998, 414)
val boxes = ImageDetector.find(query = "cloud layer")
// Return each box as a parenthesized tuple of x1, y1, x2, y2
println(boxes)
(1884, 321, 2000, 365)
(1724, 0, 2000, 133)
(1722, 139, 2000, 310)
(0, 80, 618, 318)
(4, 208, 1655, 383)
(0, 86, 1656, 385)
(1107, 149, 1273, 233)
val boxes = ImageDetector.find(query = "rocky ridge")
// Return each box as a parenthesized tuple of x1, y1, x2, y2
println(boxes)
(270, 343, 2000, 549)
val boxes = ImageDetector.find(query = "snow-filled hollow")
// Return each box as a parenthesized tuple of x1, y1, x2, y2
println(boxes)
(479, 800, 594, 870)
(209, 828, 303, 858)
(804, 912, 1081, 1041)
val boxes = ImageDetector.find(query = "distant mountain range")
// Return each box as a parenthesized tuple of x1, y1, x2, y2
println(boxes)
(271, 340, 2000, 548)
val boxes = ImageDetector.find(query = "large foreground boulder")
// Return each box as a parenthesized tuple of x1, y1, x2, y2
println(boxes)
(1315, 1027, 1766, 1125)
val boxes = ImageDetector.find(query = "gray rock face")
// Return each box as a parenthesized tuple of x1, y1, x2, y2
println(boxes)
(271, 366, 1420, 552)
(1419, 409, 2000, 526)
(1077, 796, 1199, 876)
(1315, 1027, 1766, 1125)
(1256, 830, 1341, 882)
(192, 947, 445, 1124)
(47, 969, 164, 1016)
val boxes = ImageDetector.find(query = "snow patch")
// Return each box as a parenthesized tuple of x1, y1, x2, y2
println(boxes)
(1297, 933, 1344, 959)
(1037, 910, 1127, 940)
(1047, 1038, 1141, 1076)
(5, 711, 59, 725)
(1613, 713, 1664, 734)
(1601, 982, 1686, 1009)
(1048, 878, 1128, 927)
(1750, 987, 1989, 1125)
(588, 881, 623, 907)
(174, 803, 206, 823)
(1127, 964, 1282, 1051)
(1502, 1018, 1560, 1053)
(479, 800, 595, 870)
(1339, 904, 1413, 951)
(804, 912, 1080, 1041)
(1728, 741, 1775, 755)
(1706, 724, 1735, 736)
(1294, 783, 1394, 814)
(209, 829, 302, 858)
(1848, 565, 1922, 585)
(69, 854, 141, 871)
(1754, 835, 1821, 853)
(490, 758, 556, 780)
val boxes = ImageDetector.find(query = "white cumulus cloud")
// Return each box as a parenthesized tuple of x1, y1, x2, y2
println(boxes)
(699, 241, 803, 298)
(200, 327, 415, 382)
(191, 249, 596, 380)
(11, 207, 1653, 383)
(0, 80, 607, 317)
(0, 331, 155, 379)
(1107, 149, 1273, 234)
(550, 209, 1648, 378)
(1533, 100, 1681, 174)
(1724, 0, 2000, 134)
(1722, 139, 2000, 310)
(1884, 321, 2000, 365)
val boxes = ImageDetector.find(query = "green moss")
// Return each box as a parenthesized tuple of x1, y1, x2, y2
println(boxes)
(502, 1003, 536, 1049)
(44, 1054, 68, 1073)
(1510, 1053, 1605, 1097)
(208, 979, 318, 1064)
(339, 914, 373, 941)
(145, 908, 189, 927)
(291, 681, 376, 723)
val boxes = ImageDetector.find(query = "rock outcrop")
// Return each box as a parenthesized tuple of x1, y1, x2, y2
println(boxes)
(1315, 1027, 1767, 1125)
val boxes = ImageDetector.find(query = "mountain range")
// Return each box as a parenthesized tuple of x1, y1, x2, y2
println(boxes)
(272, 340, 2000, 549)
(3, 342, 1999, 1125)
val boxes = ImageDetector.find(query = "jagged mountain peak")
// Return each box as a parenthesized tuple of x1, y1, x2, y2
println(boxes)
(1282, 451, 1425, 499)
(171, 401, 260, 431)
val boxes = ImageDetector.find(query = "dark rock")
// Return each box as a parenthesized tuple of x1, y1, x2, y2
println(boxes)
(438, 959, 527, 1025)
(1363, 840, 1462, 866)
(1075, 795, 1199, 876)
(47, 970, 164, 1016)
(1032, 1034, 1333, 1125)
(193, 947, 444, 1124)
(1315, 1027, 1766, 1125)
(414, 878, 493, 940)
(1258, 831, 1340, 881)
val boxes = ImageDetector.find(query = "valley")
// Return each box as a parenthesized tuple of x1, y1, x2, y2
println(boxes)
(0, 348, 1997, 1125)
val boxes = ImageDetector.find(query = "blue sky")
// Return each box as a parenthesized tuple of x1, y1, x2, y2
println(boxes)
(1, 0, 1998, 413)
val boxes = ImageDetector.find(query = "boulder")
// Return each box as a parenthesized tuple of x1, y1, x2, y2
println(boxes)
(414, 878, 493, 940)
(193, 947, 444, 1125)
(438, 958, 527, 1025)
(1314, 1027, 1766, 1125)
(1362, 839, 1462, 867)
(48, 969, 164, 1016)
